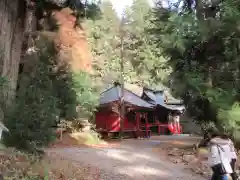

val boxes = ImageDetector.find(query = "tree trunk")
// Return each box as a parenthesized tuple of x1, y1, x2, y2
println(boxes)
(0, 0, 25, 109)
(195, 0, 204, 21)
(207, 67, 213, 87)
(18, 0, 38, 91)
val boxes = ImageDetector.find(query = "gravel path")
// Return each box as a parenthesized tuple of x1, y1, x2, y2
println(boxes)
(46, 136, 206, 180)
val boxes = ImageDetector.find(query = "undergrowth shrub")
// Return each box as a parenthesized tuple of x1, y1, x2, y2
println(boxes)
(3, 39, 60, 151)
(71, 71, 99, 119)
(218, 102, 240, 145)
(3, 36, 99, 151)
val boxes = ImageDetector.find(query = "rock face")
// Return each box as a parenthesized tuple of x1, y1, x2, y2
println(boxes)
(52, 8, 92, 72)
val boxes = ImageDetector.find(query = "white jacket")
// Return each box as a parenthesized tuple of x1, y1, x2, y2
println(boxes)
(210, 138, 237, 159)
(208, 138, 233, 174)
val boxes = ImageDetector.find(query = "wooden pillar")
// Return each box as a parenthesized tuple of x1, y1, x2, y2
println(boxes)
(157, 121, 160, 135)
(154, 111, 160, 135)
(136, 112, 140, 130)
(145, 113, 149, 138)
(136, 112, 140, 138)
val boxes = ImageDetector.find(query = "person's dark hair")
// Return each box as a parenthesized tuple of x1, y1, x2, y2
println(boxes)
(221, 132, 231, 139)
(207, 128, 221, 138)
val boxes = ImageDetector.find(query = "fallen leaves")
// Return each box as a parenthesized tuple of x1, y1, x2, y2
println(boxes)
(153, 141, 212, 179)
(0, 149, 46, 179)
(0, 147, 97, 180)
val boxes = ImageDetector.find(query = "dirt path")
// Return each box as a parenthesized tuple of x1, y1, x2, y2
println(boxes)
(46, 135, 206, 180)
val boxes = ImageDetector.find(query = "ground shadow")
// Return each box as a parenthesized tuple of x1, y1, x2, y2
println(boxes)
(47, 137, 204, 180)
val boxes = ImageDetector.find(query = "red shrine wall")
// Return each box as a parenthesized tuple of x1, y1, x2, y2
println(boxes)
(95, 111, 136, 132)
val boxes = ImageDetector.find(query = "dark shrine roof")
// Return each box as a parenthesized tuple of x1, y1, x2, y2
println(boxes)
(99, 83, 154, 109)
(142, 88, 185, 111)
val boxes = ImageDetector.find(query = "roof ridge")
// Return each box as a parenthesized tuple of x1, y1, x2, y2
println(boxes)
(124, 88, 155, 106)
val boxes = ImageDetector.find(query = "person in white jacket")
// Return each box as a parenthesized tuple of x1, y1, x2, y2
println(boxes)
(212, 134, 238, 180)
(208, 132, 233, 180)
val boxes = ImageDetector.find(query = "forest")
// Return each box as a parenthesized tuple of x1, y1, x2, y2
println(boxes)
(0, 0, 240, 152)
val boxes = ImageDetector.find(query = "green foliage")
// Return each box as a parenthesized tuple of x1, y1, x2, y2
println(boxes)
(0, 76, 7, 86)
(3, 34, 99, 150)
(148, 0, 240, 135)
(218, 102, 240, 133)
(123, 0, 171, 86)
(83, 0, 240, 137)
(52, 68, 99, 120)
(3, 41, 59, 150)
(71, 71, 99, 118)
(84, 0, 122, 89)
(85, 0, 171, 90)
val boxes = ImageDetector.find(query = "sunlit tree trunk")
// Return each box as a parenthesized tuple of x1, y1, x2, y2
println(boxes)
(0, 0, 25, 109)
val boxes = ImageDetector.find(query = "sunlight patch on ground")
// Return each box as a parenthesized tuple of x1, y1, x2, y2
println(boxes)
(98, 149, 134, 162)
(96, 148, 161, 164)
(134, 153, 152, 160)
(46, 136, 205, 180)
(170, 140, 191, 145)
(70, 132, 103, 145)
(116, 165, 169, 178)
